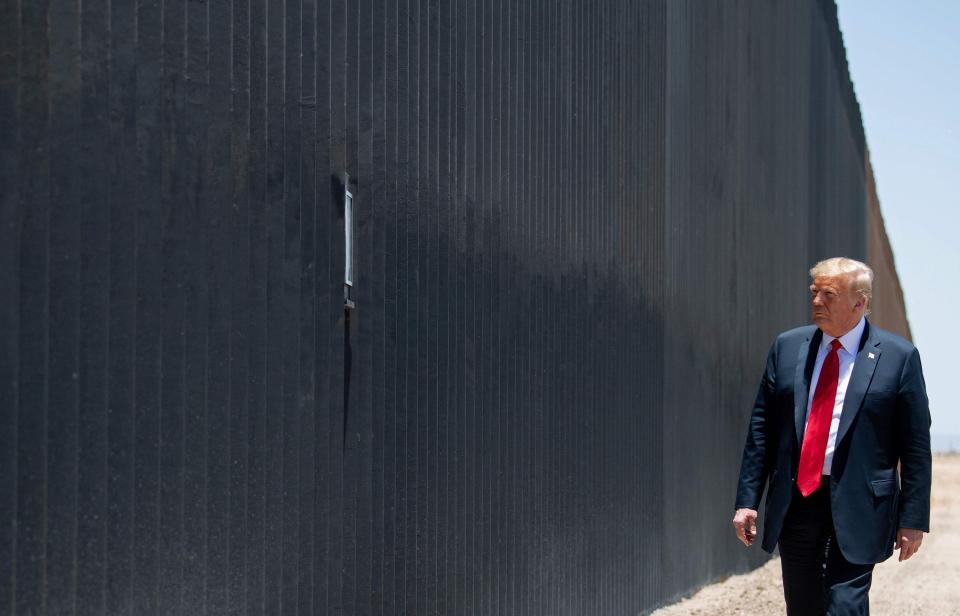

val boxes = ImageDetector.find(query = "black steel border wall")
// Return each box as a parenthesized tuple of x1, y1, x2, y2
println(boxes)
(1, 0, 876, 614)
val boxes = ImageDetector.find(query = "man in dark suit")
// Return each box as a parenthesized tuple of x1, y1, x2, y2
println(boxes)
(733, 257, 931, 615)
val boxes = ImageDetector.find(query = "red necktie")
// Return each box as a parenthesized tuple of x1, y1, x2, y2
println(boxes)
(797, 339, 842, 497)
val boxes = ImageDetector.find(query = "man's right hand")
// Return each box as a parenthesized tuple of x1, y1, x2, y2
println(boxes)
(732, 508, 758, 547)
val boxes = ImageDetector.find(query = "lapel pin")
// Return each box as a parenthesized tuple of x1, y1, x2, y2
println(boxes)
(868, 352, 876, 360)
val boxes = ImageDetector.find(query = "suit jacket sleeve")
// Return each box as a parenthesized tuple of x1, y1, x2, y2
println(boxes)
(896, 347, 932, 532)
(735, 340, 779, 511)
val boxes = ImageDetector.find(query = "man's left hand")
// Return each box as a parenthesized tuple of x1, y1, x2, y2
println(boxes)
(895, 527, 923, 562)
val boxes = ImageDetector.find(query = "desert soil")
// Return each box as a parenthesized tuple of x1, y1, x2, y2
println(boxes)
(651, 454, 960, 615)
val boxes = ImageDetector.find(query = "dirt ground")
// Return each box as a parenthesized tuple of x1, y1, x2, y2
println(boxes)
(651, 454, 960, 616)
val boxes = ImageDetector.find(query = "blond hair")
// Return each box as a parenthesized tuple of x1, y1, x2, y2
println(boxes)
(809, 257, 874, 311)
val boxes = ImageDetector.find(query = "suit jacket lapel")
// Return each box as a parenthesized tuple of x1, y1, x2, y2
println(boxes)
(835, 320, 882, 446)
(794, 329, 822, 448)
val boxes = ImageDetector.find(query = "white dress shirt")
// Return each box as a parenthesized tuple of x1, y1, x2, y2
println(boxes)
(805, 316, 866, 475)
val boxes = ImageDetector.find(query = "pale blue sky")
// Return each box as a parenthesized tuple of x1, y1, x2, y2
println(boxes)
(836, 1, 960, 444)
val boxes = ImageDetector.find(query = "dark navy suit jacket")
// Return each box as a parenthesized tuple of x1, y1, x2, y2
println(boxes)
(735, 319, 931, 564)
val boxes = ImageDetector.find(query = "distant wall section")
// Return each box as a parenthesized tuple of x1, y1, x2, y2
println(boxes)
(865, 149, 912, 339)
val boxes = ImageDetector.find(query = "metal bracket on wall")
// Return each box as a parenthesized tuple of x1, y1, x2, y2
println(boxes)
(343, 173, 355, 311)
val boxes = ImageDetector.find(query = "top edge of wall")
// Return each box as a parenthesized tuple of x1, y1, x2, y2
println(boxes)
(818, 0, 867, 165)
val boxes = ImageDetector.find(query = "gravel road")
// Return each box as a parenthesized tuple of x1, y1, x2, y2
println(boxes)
(651, 454, 960, 615)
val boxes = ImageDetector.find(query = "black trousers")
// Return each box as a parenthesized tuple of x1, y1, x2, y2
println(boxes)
(778, 477, 875, 616)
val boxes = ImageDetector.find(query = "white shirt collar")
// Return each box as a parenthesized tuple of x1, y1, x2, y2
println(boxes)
(822, 316, 866, 354)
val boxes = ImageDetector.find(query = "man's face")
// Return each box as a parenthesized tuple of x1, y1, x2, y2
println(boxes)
(809, 275, 863, 337)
